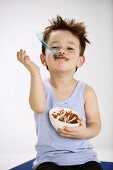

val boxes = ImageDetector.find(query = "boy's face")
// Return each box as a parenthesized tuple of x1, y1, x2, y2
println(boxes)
(40, 30, 85, 73)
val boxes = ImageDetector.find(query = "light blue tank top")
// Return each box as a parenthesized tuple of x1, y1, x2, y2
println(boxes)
(32, 79, 99, 169)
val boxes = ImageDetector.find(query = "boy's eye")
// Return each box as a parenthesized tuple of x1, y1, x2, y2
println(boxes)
(67, 47, 75, 50)
(51, 46, 59, 49)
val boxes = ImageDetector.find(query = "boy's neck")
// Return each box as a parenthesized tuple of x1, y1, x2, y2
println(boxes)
(49, 73, 77, 90)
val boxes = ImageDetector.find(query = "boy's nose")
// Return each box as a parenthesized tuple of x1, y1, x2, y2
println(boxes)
(58, 49, 66, 55)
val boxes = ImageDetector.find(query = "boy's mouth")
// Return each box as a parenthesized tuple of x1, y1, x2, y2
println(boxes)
(53, 54, 69, 61)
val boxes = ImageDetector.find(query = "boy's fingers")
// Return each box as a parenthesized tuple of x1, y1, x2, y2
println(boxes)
(17, 52, 19, 60)
(17, 49, 31, 66)
(63, 126, 73, 132)
(20, 49, 23, 53)
(17, 51, 22, 62)
(23, 50, 26, 55)
(17, 49, 26, 63)
(24, 55, 30, 65)
(21, 51, 26, 63)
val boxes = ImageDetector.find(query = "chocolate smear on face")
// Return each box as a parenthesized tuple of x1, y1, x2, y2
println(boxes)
(53, 54, 69, 61)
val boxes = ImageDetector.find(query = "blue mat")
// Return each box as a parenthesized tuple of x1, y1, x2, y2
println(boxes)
(9, 159, 113, 170)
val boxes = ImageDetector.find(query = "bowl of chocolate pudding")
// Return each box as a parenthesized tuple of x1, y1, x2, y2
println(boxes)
(49, 107, 81, 130)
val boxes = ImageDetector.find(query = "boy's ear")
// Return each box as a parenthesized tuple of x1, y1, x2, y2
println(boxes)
(40, 53, 47, 66)
(77, 55, 85, 68)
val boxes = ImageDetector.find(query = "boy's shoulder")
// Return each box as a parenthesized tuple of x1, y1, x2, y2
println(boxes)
(85, 84, 96, 93)
(84, 83, 97, 101)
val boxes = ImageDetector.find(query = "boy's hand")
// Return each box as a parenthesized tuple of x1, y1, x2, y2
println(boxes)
(17, 49, 40, 75)
(57, 118, 88, 139)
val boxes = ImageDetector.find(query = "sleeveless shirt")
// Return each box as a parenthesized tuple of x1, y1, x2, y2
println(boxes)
(32, 79, 99, 169)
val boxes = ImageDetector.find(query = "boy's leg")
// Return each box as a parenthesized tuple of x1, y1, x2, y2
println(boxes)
(36, 161, 103, 170)
(71, 161, 103, 170)
(82, 161, 103, 170)
(36, 162, 61, 170)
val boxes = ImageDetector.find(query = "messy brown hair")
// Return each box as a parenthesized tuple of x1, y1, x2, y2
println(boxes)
(42, 15, 90, 56)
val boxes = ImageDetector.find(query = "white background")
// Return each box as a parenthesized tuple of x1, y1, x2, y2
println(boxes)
(0, 0, 113, 169)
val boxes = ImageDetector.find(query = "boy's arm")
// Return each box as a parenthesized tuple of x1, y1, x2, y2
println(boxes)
(17, 49, 46, 113)
(83, 85, 101, 138)
(57, 85, 101, 139)
(29, 72, 46, 113)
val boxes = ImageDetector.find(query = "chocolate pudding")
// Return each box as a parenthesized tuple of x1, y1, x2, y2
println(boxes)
(52, 109, 79, 124)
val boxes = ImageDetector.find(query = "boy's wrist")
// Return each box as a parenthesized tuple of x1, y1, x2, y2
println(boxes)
(30, 69, 41, 77)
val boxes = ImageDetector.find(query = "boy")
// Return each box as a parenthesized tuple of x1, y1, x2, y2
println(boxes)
(17, 16, 103, 170)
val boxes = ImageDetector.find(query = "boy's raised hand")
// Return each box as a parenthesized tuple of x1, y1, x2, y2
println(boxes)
(17, 49, 40, 75)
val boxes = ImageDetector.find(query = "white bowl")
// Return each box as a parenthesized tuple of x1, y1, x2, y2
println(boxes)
(49, 107, 82, 130)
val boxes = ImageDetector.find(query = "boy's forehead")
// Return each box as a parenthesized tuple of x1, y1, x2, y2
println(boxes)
(48, 30, 77, 39)
(48, 30, 80, 46)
